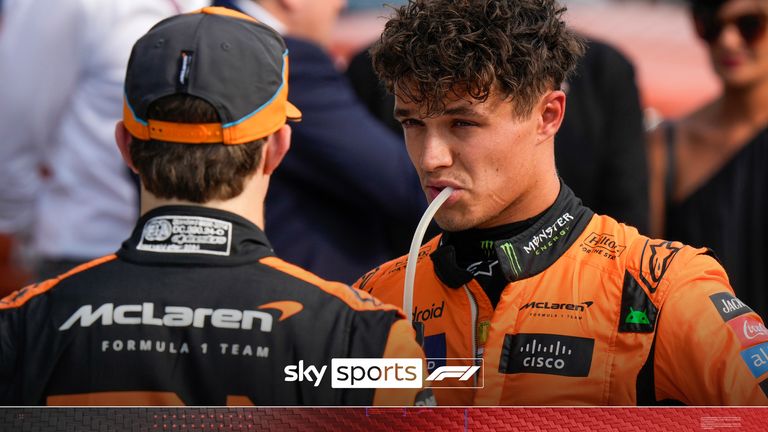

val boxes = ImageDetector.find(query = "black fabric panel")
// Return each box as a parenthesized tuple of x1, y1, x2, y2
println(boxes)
(339, 309, 401, 405)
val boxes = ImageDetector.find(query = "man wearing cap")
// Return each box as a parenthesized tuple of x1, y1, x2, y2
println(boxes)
(0, 7, 431, 406)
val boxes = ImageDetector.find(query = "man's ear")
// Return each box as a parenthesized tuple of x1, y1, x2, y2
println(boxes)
(115, 121, 138, 174)
(537, 90, 566, 143)
(263, 124, 291, 176)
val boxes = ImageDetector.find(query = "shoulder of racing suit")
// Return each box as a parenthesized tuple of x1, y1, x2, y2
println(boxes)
(260, 256, 405, 316)
(354, 234, 442, 297)
(0, 254, 119, 311)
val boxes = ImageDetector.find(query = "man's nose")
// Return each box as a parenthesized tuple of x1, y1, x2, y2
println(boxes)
(717, 23, 747, 48)
(419, 132, 453, 172)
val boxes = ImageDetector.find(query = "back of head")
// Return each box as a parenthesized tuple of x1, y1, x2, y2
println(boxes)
(371, 0, 585, 117)
(122, 7, 301, 203)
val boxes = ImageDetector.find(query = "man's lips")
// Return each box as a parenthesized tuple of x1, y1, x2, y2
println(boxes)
(426, 184, 461, 203)
(718, 55, 744, 68)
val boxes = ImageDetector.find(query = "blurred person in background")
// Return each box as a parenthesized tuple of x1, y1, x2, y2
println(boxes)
(212, 0, 426, 283)
(347, 37, 649, 233)
(648, 0, 768, 318)
(0, 0, 207, 293)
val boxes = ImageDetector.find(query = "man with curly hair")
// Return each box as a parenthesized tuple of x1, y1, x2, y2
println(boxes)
(354, 0, 768, 405)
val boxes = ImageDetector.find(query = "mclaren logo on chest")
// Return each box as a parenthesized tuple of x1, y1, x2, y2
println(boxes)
(58, 301, 302, 332)
(520, 301, 593, 312)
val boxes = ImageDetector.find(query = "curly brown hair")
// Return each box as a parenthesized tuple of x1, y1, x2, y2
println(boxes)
(130, 95, 265, 203)
(371, 0, 585, 117)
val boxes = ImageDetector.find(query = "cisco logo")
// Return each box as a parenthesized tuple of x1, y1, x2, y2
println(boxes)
(499, 333, 595, 377)
(520, 338, 575, 370)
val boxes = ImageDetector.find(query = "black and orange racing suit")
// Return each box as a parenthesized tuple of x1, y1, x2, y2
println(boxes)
(0, 206, 431, 406)
(355, 184, 768, 405)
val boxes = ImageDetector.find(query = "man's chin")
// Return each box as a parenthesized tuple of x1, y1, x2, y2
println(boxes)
(434, 213, 475, 233)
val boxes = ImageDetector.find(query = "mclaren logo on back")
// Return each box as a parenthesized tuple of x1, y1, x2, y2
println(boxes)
(58, 301, 303, 332)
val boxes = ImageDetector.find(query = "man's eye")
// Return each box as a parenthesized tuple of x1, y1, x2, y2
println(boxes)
(400, 119, 422, 128)
(453, 120, 477, 127)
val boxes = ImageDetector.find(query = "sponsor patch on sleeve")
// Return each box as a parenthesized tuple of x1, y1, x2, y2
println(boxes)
(709, 292, 754, 322)
(619, 272, 658, 333)
(726, 314, 768, 348)
(137, 215, 232, 256)
(740, 342, 768, 378)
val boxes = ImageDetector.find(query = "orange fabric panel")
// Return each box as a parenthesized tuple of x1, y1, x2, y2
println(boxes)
(197, 6, 259, 23)
(372, 319, 428, 406)
(0, 254, 117, 310)
(654, 254, 768, 405)
(47, 391, 184, 406)
(226, 395, 255, 406)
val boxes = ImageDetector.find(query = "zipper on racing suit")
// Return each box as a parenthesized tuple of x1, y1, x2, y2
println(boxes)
(463, 284, 480, 387)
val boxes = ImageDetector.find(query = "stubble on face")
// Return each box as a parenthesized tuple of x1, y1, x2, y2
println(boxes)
(397, 90, 544, 233)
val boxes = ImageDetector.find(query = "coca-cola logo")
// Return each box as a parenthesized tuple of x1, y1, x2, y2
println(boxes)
(744, 320, 768, 340)
(727, 314, 768, 348)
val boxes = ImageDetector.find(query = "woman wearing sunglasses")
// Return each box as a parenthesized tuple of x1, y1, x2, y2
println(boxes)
(648, 0, 768, 319)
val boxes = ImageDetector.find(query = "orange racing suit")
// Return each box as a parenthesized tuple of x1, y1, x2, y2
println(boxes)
(354, 185, 768, 405)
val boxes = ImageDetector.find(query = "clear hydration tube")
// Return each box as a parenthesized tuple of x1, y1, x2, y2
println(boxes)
(403, 186, 454, 322)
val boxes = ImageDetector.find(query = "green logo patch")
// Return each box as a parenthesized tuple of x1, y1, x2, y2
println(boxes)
(624, 307, 651, 325)
(618, 271, 657, 333)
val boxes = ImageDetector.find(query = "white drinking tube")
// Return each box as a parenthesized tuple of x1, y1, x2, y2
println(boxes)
(404, 186, 454, 322)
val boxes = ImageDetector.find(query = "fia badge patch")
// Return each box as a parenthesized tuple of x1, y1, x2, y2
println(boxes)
(137, 215, 232, 256)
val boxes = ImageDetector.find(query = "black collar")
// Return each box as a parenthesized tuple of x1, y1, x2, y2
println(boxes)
(431, 183, 594, 287)
(118, 206, 274, 267)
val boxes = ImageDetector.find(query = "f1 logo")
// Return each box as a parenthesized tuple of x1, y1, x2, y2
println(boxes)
(426, 366, 481, 382)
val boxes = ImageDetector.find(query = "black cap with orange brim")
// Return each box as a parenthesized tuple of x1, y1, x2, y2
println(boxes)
(123, 7, 301, 145)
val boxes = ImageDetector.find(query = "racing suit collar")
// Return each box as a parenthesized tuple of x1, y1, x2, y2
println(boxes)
(431, 182, 594, 286)
(118, 205, 274, 266)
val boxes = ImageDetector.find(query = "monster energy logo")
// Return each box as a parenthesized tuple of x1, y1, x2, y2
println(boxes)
(522, 213, 574, 255)
(499, 242, 522, 277)
(480, 240, 494, 258)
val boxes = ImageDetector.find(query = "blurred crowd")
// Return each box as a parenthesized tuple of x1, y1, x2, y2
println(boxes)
(0, 0, 767, 319)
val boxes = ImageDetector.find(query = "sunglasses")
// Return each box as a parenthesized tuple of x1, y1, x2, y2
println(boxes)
(695, 12, 767, 45)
